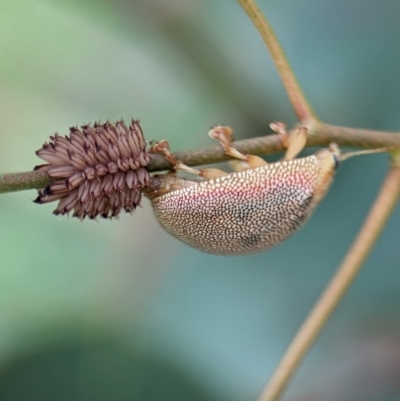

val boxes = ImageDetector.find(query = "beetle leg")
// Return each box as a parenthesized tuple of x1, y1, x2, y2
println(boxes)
(208, 125, 267, 171)
(150, 140, 228, 180)
(270, 122, 308, 161)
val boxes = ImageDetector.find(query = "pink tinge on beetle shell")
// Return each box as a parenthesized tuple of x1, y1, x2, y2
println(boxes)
(148, 150, 337, 255)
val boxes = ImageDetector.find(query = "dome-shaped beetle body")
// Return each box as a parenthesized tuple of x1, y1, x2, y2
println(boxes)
(145, 148, 338, 255)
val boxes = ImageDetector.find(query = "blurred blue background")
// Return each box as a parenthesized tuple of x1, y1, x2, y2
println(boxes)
(1, 1, 400, 400)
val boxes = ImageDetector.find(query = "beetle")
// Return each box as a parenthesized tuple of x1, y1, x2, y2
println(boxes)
(144, 124, 344, 255)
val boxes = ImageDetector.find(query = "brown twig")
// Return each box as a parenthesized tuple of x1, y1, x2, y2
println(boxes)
(236, 0, 319, 124)
(258, 161, 400, 401)
(1, 123, 400, 195)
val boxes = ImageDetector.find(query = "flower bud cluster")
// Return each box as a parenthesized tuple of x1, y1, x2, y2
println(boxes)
(34, 120, 150, 219)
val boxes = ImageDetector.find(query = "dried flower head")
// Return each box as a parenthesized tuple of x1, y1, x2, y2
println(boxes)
(34, 120, 151, 219)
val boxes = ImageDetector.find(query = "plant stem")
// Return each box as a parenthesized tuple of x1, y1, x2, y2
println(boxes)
(258, 163, 400, 401)
(236, 0, 319, 123)
(2, 123, 400, 195)
(0, 170, 50, 194)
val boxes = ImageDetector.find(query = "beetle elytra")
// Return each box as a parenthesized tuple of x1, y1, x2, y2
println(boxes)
(144, 125, 347, 255)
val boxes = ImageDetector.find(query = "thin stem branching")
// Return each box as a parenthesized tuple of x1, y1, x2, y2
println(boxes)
(1, 123, 400, 194)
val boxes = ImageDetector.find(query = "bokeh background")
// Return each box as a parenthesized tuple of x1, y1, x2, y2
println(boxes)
(1, 0, 400, 400)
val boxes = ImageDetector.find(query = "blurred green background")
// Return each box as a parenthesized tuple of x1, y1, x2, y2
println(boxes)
(1, 1, 400, 400)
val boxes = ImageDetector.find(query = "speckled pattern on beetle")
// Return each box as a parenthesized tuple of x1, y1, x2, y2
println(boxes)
(145, 148, 337, 255)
